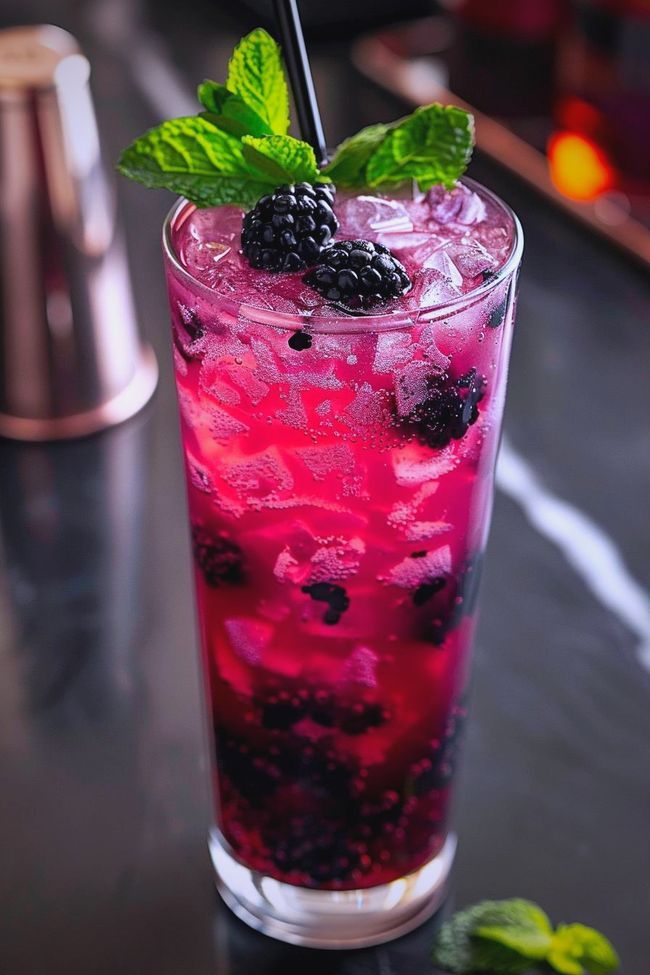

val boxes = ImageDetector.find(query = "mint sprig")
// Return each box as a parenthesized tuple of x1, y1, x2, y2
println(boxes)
(432, 899, 619, 975)
(118, 27, 475, 207)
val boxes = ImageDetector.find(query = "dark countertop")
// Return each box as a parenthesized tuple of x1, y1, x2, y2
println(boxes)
(1, 3, 649, 974)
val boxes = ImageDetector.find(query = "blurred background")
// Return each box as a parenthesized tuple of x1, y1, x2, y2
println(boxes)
(0, 2, 648, 975)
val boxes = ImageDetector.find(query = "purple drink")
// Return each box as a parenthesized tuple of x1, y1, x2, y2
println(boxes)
(163, 180, 522, 946)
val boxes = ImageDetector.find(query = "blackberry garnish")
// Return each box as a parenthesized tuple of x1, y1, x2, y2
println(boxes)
(403, 368, 486, 449)
(241, 183, 338, 272)
(191, 524, 245, 587)
(304, 239, 411, 310)
(302, 582, 350, 625)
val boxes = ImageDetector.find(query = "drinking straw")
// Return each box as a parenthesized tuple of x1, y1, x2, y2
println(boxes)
(272, 0, 328, 167)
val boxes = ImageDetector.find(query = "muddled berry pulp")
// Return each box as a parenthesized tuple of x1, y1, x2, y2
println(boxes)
(167, 183, 518, 891)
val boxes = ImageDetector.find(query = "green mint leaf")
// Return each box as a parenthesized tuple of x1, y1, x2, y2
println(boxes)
(432, 902, 534, 974)
(241, 134, 322, 184)
(547, 925, 620, 975)
(366, 104, 474, 191)
(474, 899, 553, 960)
(198, 80, 273, 138)
(226, 28, 289, 136)
(117, 117, 270, 207)
(322, 122, 391, 187)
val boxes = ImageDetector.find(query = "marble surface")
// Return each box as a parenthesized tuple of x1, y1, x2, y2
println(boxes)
(1, 3, 649, 973)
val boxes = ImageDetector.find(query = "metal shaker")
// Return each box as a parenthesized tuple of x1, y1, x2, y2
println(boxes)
(0, 25, 157, 440)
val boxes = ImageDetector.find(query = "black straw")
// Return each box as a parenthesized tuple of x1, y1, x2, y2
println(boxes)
(272, 0, 328, 168)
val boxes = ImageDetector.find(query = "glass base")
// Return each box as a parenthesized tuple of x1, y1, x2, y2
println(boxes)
(209, 828, 456, 949)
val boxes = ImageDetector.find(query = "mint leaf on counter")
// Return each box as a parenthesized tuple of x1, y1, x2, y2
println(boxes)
(198, 80, 273, 138)
(242, 135, 322, 184)
(433, 901, 540, 974)
(432, 900, 620, 975)
(226, 27, 289, 136)
(547, 925, 620, 975)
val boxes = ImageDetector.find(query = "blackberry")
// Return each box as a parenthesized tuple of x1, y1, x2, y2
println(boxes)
(191, 524, 245, 586)
(421, 552, 484, 646)
(402, 368, 486, 449)
(302, 582, 350, 625)
(304, 239, 411, 310)
(270, 815, 360, 884)
(288, 329, 312, 351)
(259, 691, 308, 731)
(241, 183, 338, 272)
(413, 703, 468, 794)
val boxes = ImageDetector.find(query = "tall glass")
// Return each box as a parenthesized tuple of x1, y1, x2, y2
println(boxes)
(163, 184, 523, 948)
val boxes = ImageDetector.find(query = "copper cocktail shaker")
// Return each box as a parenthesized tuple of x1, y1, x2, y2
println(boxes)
(0, 25, 157, 440)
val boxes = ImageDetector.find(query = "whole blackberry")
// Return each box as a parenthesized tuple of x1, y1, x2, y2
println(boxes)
(402, 368, 486, 449)
(191, 524, 245, 587)
(241, 182, 338, 272)
(304, 239, 411, 309)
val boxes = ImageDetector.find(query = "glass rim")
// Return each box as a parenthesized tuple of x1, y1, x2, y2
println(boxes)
(162, 177, 524, 334)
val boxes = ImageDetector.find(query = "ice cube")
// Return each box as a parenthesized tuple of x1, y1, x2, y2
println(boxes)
(200, 357, 241, 406)
(224, 364, 270, 406)
(341, 646, 378, 687)
(405, 520, 452, 541)
(343, 382, 387, 428)
(383, 545, 452, 589)
(276, 389, 308, 429)
(373, 332, 413, 373)
(393, 446, 460, 485)
(376, 231, 439, 257)
(296, 443, 355, 480)
(222, 447, 294, 501)
(410, 268, 461, 308)
(337, 194, 413, 238)
(422, 248, 464, 289)
(427, 185, 486, 226)
(446, 241, 496, 280)
(208, 405, 249, 443)
(394, 361, 433, 416)
(308, 536, 365, 582)
(224, 617, 272, 665)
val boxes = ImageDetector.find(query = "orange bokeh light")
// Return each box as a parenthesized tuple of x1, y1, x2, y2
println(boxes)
(548, 131, 614, 201)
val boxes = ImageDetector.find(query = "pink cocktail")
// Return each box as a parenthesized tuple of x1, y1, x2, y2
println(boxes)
(163, 181, 522, 947)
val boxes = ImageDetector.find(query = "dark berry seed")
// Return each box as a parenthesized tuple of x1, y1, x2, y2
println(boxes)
(337, 269, 359, 295)
(242, 184, 338, 272)
(288, 330, 312, 351)
(350, 248, 372, 269)
(314, 266, 335, 286)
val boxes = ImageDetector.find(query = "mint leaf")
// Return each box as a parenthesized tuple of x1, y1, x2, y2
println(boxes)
(366, 104, 474, 191)
(323, 122, 391, 187)
(117, 117, 270, 207)
(475, 899, 553, 960)
(547, 925, 620, 975)
(242, 135, 322, 184)
(226, 28, 289, 136)
(198, 80, 273, 138)
(432, 902, 534, 974)
(433, 900, 620, 975)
